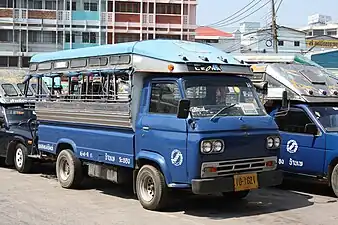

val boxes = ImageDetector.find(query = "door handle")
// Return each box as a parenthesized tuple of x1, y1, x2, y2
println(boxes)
(142, 126, 150, 131)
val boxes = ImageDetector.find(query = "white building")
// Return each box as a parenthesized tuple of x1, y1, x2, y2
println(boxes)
(195, 26, 241, 53)
(241, 25, 307, 53)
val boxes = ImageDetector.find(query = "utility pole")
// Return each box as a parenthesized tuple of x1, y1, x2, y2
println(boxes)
(271, 0, 278, 53)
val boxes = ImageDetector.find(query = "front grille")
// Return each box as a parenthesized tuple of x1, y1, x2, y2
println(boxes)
(201, 156, 277, 178)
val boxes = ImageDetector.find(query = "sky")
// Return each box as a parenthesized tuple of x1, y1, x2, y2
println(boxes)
(197, 0, 338, 31)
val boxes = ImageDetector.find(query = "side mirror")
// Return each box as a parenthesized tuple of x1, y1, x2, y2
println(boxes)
(253, 81, 268, 95)
(305, 123, 318, 135)
(282, 90, 288, 108)
(177, 99, 190, 119)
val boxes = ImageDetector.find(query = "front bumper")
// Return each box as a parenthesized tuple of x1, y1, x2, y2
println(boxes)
(191, 170, 283, 194)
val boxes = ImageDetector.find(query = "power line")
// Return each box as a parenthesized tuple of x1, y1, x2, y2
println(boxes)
(205, 0, 259, 27)
(276, 0, 284, 12)
(212, 0, 271, 29)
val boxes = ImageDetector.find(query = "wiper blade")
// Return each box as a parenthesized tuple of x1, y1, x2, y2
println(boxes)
(210, 104, 237, 121)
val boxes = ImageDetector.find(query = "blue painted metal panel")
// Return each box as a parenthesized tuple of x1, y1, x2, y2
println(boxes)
(31, 40, 242, 65)
(72, 11, 99, 20)
(38, 124, 135, 168)
(270, 105, 326, 175)
(64, 43, 99, 50)
(311, 51, 338, 69)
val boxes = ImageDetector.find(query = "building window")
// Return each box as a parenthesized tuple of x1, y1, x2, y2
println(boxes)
(84, 2, 98, 11)
(294, 41, 300, 47)
(28, 0, 43, 9)
(65, 33, 75, 43)
(142, 3, 154, 13)
(82, 32, 96, 43)
(115, 33, 139, 43)
(327, 30, 337, 36)
(66, 1, 76, 10)
(28, 31, 42, 43)
(45, 0, 56, 10)
(156, 3, 181, 14)
(156, 34, 181, 40)
(115, 2, 140, 13)
(313, 29, 324, 36)
(278, 40, 284, 46)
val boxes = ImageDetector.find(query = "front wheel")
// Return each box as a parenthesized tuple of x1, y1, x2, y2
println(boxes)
(136, 165, 169, 211)
(330, 164, 338, 197)
(14, 143, 32, 173)
(56, 149, 83, 189)
(222, 190, 250, 200)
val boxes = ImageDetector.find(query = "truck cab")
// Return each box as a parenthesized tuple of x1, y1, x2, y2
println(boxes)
(0, 82, 37, 173)
(250, 62, 338, 197)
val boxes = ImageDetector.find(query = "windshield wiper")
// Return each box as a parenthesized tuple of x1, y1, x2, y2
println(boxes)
(210, 104, 237, 121)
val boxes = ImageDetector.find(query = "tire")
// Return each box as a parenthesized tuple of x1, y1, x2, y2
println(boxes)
(56, 149, 83, 189)
(14, 143, 32, 173)
(136, 165, 169, 211)
(331, 164, 338, 197)
(222, 190, 250, 200)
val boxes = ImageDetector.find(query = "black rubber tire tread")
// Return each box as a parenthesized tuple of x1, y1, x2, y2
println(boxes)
(56, 149, 83, 189)
(331, 164, 338, 197)
(136, 165, 169, 211)
(222, 190, 250, 200)
(14, 143, 32, 173)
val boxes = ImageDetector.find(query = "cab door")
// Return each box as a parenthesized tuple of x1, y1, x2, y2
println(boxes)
(274, 107, 326, 175)
(135, 81, 188, 183)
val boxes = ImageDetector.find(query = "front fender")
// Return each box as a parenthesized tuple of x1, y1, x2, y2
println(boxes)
(136, 150, 172, 185)
(6, 136, 27, 165)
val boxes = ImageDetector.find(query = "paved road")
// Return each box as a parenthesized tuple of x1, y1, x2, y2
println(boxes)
(1, 164, 338, 225)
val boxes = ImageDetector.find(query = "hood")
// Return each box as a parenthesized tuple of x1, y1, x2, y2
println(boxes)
(8, 125, 34, 139)
(188, 115, 278, 133)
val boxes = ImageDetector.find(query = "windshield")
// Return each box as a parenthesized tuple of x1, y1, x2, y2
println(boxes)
(184, 77, 266, 117)
(5, 106, 36, 124)
(310, 106, 338, 132)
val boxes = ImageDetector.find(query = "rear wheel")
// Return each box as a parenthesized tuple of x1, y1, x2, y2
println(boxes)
(14, 143, 32, 173)
(136, 165, 169, 211)
(222, 190, 250, 200)
(56, 149, 83, 189)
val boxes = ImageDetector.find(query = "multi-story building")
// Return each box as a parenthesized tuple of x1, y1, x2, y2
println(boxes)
(0, 0, 197, 68)
(300, 14, 338, 51)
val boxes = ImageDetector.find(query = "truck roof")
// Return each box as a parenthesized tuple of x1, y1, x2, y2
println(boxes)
(31, 39, 241, 65)
(29, 40, 254, 76)
(251, 63, 338, 103)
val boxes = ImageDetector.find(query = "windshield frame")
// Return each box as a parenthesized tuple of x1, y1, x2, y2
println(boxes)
(181, 75, 267, 118)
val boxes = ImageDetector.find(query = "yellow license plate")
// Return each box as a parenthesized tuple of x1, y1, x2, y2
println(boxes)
(234, 173, 259, 192)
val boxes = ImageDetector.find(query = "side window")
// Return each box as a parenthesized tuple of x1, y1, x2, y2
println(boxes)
(149, 83, 181, 114)
(275, 109, 313, 134)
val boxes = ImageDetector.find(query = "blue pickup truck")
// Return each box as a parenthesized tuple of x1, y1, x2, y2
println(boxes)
(250, 62, 338, 196)
(23, 40, 283, 210)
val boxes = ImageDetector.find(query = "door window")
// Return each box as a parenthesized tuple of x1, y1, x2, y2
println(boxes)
(275, 108, 313, 134)
(149, 83, 181, 114)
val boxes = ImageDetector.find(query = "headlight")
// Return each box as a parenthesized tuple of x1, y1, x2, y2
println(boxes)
(213, 140, 224, 152)
(266, 136, 281, 149)
(201, 141, 212, 153)
(201, 140, 224, 154)
(274, 137, 281, 148)
(266, 137, 274, 148)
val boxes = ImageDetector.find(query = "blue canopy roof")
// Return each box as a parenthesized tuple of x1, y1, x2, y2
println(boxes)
(30, 39, 242, 65)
